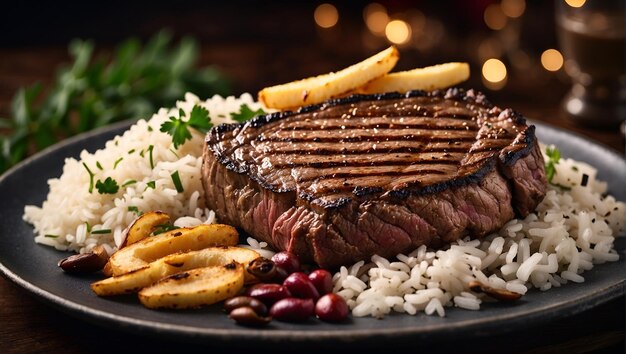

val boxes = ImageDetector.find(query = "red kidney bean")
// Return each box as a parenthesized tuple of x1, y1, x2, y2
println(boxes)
(308, 269, 333, 295)
(283, 272, 320, 300)
(245, 283, 291, 306)
(274, 266, 289, 283)
(271, 251, 300, 274)
(315, 293, 349, 322)
(223, 296, 267, 316)
(229, 306, 271, 326)
(269, 297, 314, 322)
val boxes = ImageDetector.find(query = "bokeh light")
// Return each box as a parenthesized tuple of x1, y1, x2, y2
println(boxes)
(565, 0, 586, 8)
(364, 3, 389, 35)
(482, 58, 508, 90)
(484, 4, 507, 30)
(541, 49, 564, 71)
(385, 20, 411, 45)
(314, 3, 339, 29)
(501, 0, 526, 18)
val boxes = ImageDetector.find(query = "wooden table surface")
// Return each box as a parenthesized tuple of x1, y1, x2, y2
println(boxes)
(1, 2, 625, 351)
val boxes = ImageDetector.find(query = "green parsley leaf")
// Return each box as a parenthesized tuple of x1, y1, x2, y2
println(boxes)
(44, 234, 59, 238)
(188, 105, 212, 132)
(230, 104, 266, 123)
(160, 115, 192, 149)
(145, 180, 156, 190)
(95, 177, 119, 194)
(159, 105, 212, 149)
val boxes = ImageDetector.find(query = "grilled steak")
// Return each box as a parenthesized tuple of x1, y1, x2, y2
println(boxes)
(202, 89, 547, 268)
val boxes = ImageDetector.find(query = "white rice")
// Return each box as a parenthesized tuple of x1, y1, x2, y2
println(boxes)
(332, 145, 625, 318)
(23, 93, 263, 254)
(23, 93, 625, 319)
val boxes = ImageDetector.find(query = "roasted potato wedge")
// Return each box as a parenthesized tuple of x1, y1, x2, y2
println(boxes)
(138, 262, 245, 309)
(91, 246, 260, 296)
(258, 46, 399, 109)
(120, 211, 170, 248)
(107, 224, 238, 276)
(358, 62, 470, 94)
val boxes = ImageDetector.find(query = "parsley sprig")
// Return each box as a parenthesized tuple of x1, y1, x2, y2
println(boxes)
(0, 30, 231, 173)
(160, 106, 212, 149)
(544, 146, 561, 183)
(230, 104, 266, 122)
(95, 177, 119, 194)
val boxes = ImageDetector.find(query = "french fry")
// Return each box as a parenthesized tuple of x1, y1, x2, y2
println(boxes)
(358, 62, 470, 94)
(106, 224, 238, 276)
(91, 247, 260, 296)
(258, 46, 399, 109)
(138, 262, 245, 309)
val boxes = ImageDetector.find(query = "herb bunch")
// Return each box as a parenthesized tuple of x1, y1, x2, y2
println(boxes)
(0, 30, 231, 173)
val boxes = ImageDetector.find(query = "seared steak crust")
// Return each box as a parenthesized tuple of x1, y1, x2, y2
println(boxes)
(203, 89, 547, 268)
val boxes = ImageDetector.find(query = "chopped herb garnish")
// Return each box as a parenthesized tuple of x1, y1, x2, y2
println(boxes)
(169, 148, 179, 158)
(91, 229, 112, 234)
(571, 165, 578, 171)
(113, 157, 123, 169)
(152, 223, 179, 235)
(581, 173, 589, 187)
(44, 234, 59, 238)
(145, 180, 156, 190)
(85, 222, 92, 233)
(171, 170, 184, 193)
(160, 105, 212, 149)
(544, 146, 561, 183)
(147, 125, 153, 132)
(122, 179, 137, 187)
(128, 206, 142, 216)
(147, 145, 154, 169)
(82, 162, 95, 193)
(128, 149, 135, 154)
(230, 104, 266, 123)
(96, 177, 119, 194)
(96, 161, 103, 170)
(139, 148, 145, 157)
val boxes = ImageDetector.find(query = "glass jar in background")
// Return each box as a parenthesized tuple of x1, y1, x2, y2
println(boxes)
(556, 0, 625, 129)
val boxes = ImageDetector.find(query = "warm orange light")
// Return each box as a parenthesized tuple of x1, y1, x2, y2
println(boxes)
(482, 58, 507, 90)
(501, 0, 526, 18)
(565, 0, 586, 8)
(314, 3, 339, 29)
(385, 20, 411, 45)
(484, 4, 507, 30)
(364, 3, 389, 35)
(541, 49, 564, 71)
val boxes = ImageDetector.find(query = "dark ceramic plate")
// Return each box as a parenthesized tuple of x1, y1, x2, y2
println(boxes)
(0, 120, 624, 347)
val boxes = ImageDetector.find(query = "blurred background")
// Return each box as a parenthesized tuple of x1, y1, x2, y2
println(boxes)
(0, 0, 623, 172)
(0, 0, 568, 101)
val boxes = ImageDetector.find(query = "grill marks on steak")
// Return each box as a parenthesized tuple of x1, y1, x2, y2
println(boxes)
(203, 89, 547, 268)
